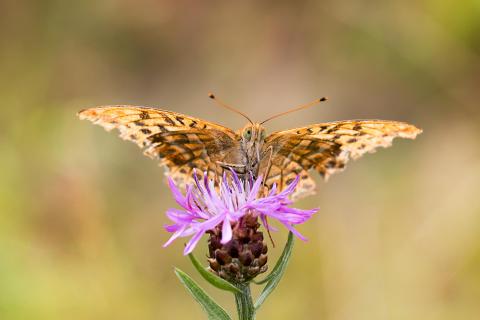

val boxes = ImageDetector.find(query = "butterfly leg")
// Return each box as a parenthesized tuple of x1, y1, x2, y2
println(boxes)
(261, 146, 274, 193)
(259, 145, 276, 247)
(216, 161, 246, 176)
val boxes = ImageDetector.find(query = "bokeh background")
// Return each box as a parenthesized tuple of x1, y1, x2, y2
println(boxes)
(1, 0, 480, 319)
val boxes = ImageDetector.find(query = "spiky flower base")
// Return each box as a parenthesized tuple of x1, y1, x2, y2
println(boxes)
(207, 212, 268, 283)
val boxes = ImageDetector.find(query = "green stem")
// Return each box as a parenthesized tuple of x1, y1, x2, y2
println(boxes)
(234, 282, 255, 320)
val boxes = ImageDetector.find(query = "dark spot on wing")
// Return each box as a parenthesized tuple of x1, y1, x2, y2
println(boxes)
(176, 116, 185, 125)
(326, 160, 336, 168)
(141, 128, 152, 135)
(164, 117, 175, 126)
(326, 126, 339, 134)
(148, 133, 164, 143)
(157, 125, 168, 132)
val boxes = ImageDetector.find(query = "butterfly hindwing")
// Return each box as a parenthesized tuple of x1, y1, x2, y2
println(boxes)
(78, 106, 241, 187)
(260, 120, 422, 199)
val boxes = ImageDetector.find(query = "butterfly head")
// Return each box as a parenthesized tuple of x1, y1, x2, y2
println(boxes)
(240, 123, 266, 173)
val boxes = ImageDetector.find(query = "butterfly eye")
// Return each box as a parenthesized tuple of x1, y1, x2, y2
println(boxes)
(244, 129, 252, 140)
(261, 131, 266, 140)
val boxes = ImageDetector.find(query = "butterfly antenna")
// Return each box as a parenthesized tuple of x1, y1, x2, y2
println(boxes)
(260, 97, 328, 125)
(208, 93, 253, 124)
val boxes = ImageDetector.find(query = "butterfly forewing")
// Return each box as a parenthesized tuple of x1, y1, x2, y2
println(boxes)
(78, 106, 241, 187)
(260, 120, 422, 199)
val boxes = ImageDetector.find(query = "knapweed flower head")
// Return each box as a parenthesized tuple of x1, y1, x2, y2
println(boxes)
(164, 170, 317, 255)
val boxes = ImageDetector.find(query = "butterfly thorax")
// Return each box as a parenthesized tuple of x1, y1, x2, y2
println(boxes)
(238, 123, 266, 176)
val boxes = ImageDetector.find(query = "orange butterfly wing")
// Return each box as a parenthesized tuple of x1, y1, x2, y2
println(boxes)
(260, 120, 422, 199)
(78, 106, 241, 188)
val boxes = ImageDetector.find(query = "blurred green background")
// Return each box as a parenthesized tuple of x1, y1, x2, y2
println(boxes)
(1, 0, 480, 319)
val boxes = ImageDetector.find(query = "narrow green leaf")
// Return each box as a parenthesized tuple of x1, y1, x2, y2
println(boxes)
(175, 268, 232, 320)
(254, 232, 295, 311)
(188, 253, 241, 294)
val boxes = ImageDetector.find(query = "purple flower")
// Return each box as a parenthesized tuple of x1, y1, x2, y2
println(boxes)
(163, 171, 318, 255)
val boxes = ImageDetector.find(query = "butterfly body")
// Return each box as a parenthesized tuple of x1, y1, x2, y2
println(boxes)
(233, 123, 267, 176)
(78, 105, 421, 199)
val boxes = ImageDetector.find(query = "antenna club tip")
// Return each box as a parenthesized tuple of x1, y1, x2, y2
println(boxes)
(319, 97, 328, 102)
(208, 93, 215, 99)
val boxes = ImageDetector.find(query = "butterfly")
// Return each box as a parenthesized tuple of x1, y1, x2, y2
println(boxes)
(78, 94, 422, 199)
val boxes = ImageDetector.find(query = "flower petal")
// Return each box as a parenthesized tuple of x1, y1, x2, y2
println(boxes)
(221, 218, 233, 244)
(184, 231, 205, 255)
(163, 225, 187, 247)
(281, 222, 308, 241)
